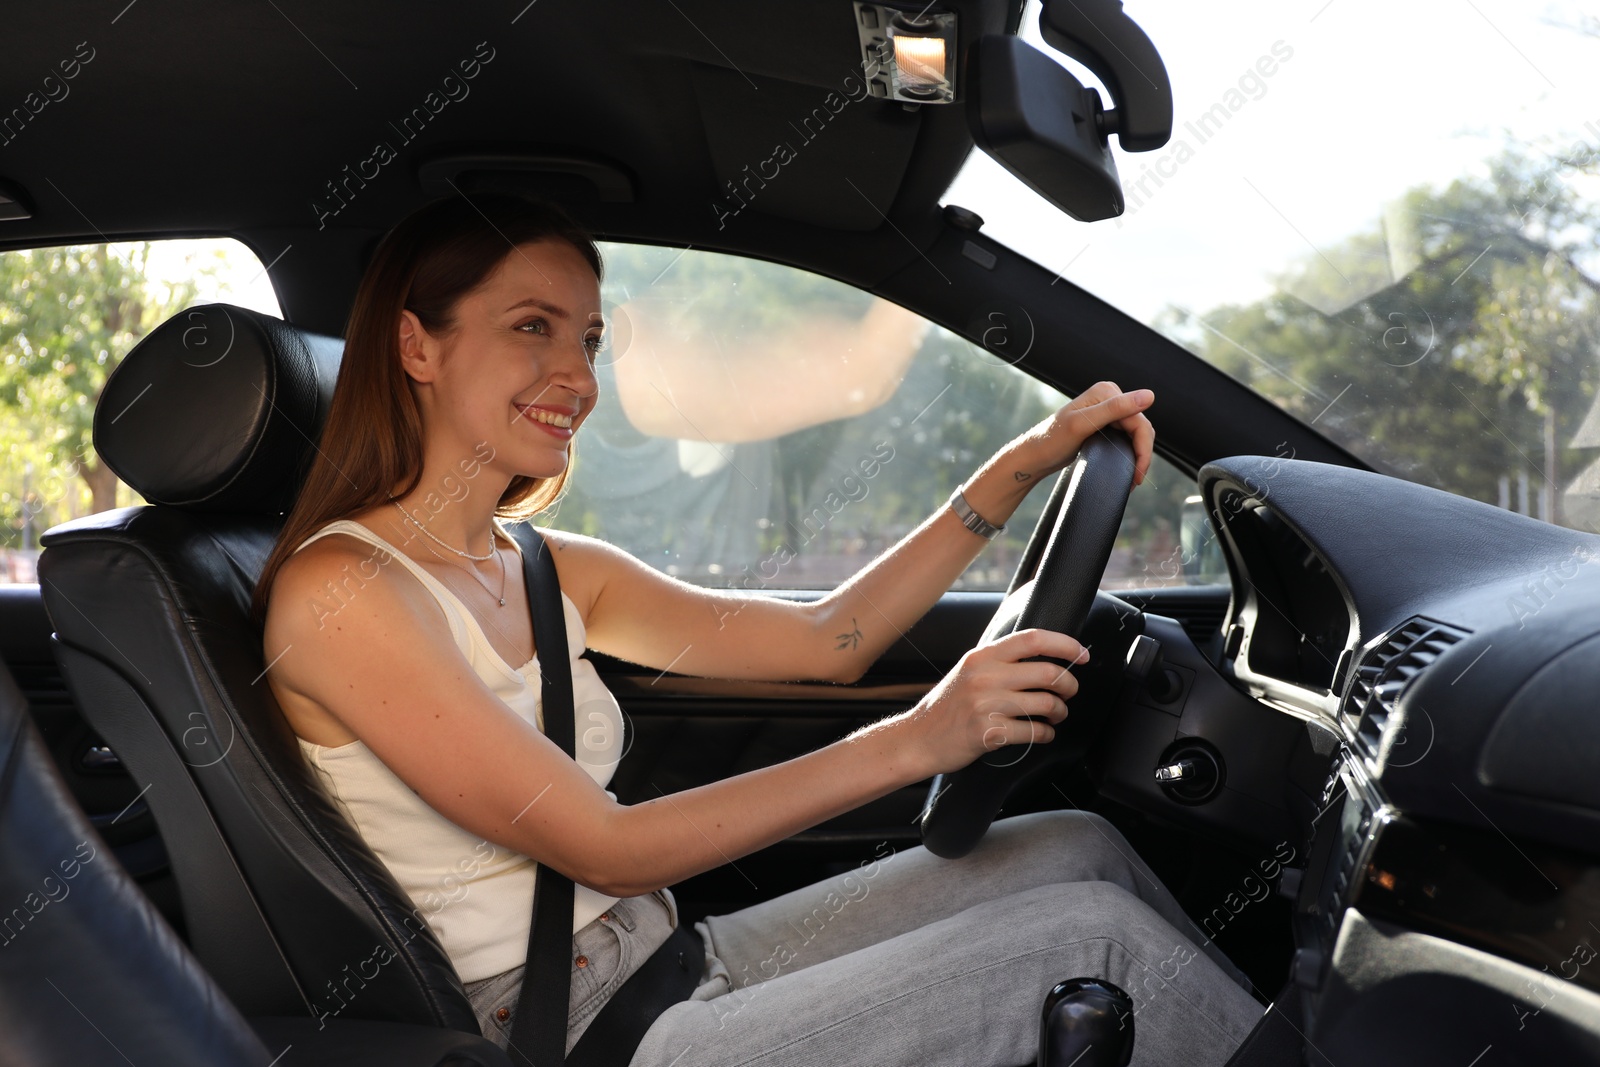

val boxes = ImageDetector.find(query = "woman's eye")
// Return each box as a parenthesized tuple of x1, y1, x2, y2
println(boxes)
(584, 335, 605, 354)
(517, 319, 547, 335)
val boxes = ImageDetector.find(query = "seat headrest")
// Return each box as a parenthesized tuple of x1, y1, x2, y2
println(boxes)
(94, 303, 343, 514)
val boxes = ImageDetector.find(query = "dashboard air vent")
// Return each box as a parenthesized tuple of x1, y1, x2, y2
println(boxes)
(1343, 617, 1467, 760)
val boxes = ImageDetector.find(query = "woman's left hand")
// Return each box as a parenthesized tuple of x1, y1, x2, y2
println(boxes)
(1009, 381, 1156, 487)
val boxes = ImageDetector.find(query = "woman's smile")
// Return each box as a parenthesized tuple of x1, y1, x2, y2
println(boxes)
(514, 401, 578, 438)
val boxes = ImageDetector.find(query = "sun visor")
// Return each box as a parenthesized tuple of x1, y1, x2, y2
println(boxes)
(692, 63, 921, 232)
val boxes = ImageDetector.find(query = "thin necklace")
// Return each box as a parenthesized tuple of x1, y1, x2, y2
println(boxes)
(391, 501, 509, 607)
(390, 499, 496, 561)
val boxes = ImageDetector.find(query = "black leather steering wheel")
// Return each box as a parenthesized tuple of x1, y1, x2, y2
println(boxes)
(919, 429, 1142, 859)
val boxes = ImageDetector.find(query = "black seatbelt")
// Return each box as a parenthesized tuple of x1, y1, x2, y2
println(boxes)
(503, 523, 703, 1067)
(505, 525, 576, 1067)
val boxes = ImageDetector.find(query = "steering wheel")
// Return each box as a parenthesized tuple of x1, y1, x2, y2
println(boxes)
(918, 428, 1143, 859)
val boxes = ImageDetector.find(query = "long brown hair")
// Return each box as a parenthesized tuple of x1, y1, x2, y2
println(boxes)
(251, 194, 604, 625)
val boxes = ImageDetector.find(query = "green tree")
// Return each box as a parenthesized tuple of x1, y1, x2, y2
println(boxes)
(1161, 147, 1600, 526)
(0, 243, 215, 544)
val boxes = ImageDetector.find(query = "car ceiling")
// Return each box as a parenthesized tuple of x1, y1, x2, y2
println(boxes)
(0, 0, 1021, 334)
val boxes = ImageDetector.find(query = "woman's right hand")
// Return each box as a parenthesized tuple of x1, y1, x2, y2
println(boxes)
(896, 628, 1091, 777)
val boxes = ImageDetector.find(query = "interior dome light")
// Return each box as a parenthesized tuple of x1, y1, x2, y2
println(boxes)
(853, 3, 958, 104)
(892, 35, 947, 94)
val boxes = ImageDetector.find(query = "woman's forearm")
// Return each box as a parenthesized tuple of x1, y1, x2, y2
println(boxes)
(614, 299, 927, 443)
(808, 384, 1154, 682)
(811, 442, 1038, 682)
(580, 579, 1092, 895)
(589, 712, 932, 896)
(561, 389, 1155, 891)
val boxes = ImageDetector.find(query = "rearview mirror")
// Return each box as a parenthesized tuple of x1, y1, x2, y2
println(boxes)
(1037, 0, 1173, 152)
(966, 0, 1171, 222)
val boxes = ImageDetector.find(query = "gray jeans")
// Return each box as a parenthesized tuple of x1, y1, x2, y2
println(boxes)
(463, 888, 681, 1056)
(468, 810, 1265, 1066)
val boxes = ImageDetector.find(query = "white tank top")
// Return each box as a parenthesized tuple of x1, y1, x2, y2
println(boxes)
(291, 518, 624, 982)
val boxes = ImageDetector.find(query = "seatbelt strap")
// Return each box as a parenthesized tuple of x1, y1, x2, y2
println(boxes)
(566, 922, 702, 1067)
(505, 524, 575, 1067)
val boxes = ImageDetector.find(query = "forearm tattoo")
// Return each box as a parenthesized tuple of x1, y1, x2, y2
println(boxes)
(835, 618, 864, 651)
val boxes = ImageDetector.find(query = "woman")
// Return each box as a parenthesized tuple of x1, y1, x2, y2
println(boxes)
(255, 195, 1262, 1067)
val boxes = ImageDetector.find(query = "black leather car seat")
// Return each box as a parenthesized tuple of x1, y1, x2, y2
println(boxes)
(0, 651, 514, 1066)
(0, 650, 271, 1065)
(36, 303, 480, 1033)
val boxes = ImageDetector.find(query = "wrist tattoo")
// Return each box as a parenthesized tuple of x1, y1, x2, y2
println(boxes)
(1013, 471, 1032, 482)
(835, 618, 864, 651)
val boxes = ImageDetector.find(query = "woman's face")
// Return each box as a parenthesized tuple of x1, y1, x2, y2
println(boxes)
(410, 238, 604, 482)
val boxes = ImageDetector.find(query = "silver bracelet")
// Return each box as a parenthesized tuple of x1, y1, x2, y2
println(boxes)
(948, 488, 1006, 540)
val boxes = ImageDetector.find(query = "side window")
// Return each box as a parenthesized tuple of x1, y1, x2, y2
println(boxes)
(0, 239, 280, 583)
(548, 244, 1205, 592)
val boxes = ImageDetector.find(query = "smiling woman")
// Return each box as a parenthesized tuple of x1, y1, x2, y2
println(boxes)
(243, 191, 1266, 1067)
(252, 195, 602, 628)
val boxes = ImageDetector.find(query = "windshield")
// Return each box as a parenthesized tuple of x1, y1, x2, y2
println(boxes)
(947, 0, 1600, 532)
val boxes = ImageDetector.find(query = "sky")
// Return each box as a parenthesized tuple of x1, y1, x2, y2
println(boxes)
(945, 0, 1600, 325)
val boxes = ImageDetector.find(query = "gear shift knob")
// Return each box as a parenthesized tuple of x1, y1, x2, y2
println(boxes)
(1038, 978, 1134, 1067)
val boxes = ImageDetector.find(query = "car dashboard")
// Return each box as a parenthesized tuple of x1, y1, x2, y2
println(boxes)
(1192, 455, 1600, 1058)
